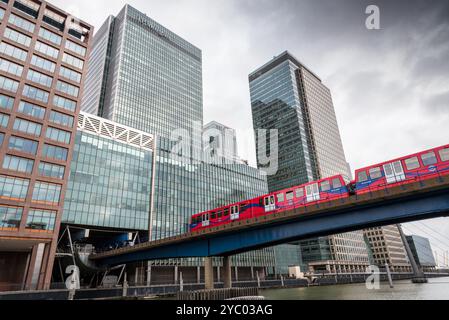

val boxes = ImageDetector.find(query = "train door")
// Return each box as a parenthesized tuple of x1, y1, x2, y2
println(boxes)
(383, 161, 406, 184)
(264, 195, 276, 212)
(231, 206, 240, 221)
(202, 213, 210, 227)
(306, 183, 320, 202)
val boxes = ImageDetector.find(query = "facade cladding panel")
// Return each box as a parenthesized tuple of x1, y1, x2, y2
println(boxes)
(249, 51, 370, 272)
(0, 0, 92, 291)
(82, 5, 203, 152)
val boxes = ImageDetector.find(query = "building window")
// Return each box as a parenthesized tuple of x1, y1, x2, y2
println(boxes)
(0, 57, 24, 77)
(0, 175, 29, 201)
(13, 118, 42, 136)
(62, 53, 84, 70)
(35, 41, 59, 59)
(38, 162, 65, 179)
(26, 69, 53, 87)
(45, 127, 71, 144)
(59, 66, 82, 83)
(0, 42, 28, 61)
(0, 94, 15, 111)
(4, 27, 32, 47)
(0, 206, 23, 231)
(38, 27, 62, 45)
(56, 80, 79, 97)
(8, 136, 39, 155)
(0, 113, 9, 128)
(2, 155, 34, 174)
(49, 111, 74, 128)
(53, 95, 77, 112)
(0, 75, 19, 92)
(26, 209, 56, 232)
(23, 85, 49, 103)
(18, 101, 46, 120)
(30, 54, 56, 73)
(32, 181, 61, 205)
(8, 13, 36, 33)
(42, 144, 68, 161)
(65, 39, 86, 57)
(0, 8, 4, 21)
(0, 133, 4, 146)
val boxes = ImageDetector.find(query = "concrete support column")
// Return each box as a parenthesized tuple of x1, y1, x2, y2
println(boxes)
(147, 263, 152, 286)
(197, 266, 201, 284)
(217, 266, 221, 283)
(174, 266, 179, 284)
(223, 256, 232, 289)
(204, 257, 214, 290)
(251, 266, 254, 280)
(234, 266, 239, 282)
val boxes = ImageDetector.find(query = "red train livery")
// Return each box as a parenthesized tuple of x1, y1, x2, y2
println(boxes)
(190, 144, 449, 233)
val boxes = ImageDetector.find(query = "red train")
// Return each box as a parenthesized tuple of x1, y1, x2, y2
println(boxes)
(190, 144, 449, 232)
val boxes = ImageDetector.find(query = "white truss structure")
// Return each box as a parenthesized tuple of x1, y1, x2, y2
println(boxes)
(78, 112, 154, 151)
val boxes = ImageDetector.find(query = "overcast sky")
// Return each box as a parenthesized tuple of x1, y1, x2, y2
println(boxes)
(52, 0, 449, 262)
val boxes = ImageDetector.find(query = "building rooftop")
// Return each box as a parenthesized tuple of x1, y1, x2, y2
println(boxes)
(249, 50, 321, 82)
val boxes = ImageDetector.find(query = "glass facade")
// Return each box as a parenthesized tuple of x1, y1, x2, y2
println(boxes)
(63, 114, 154, 231)
(81, 5, 203, 151)
(249, 51, 369, 273)
(406, 235, 437, 268)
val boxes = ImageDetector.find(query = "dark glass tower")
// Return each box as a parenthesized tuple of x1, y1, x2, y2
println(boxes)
(249, 51, 369, 273)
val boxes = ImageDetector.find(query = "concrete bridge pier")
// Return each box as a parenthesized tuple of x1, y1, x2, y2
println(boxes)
(204, 257, 214, 290)
(223, 256, 232, 289)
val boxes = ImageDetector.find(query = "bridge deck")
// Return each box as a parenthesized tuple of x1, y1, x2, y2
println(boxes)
(91, 175, 449, 264)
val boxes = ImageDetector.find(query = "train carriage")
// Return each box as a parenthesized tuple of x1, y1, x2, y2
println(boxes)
(354, 144, 449, 194)
(190, 175, 349, 233)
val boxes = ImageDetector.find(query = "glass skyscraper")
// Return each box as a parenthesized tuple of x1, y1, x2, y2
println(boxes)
(66, 5, 275, 284)
(81, 4, 203, 150)
(249, 51, 369, 273)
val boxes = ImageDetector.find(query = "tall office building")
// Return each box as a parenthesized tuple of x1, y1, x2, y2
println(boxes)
(364, 226, 411, 272)
(249, 51, 369, 273)
(203, 121, 239, 163)
(0, 0, 92, 291)
(81, 4, 203, 151)
(67, 5, 274, 285)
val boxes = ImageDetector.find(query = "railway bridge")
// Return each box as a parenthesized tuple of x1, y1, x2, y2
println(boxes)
(90, 175, 449, 289)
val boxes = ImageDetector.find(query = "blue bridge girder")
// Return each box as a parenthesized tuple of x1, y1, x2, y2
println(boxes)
(91, 177, 449, 267)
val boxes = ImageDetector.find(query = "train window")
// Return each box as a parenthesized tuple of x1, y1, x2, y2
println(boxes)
(421, 152, 438, 166)
(295, 188, 304, 198)
(270, 196, 275, 205)
(259, 198, 264, 206)
(211, 212, 216, 220)
(224, 208, 229, 216)
(369, 167, 382, 179)
(277, 193, 285, 202)
(358, 171, 368, 182)
(405, 157, 420, 170)
(286, 191, 294, 201)
(332, 178, 342, 189)
(218, 211, 223, 218)
(439, 148, 449, 162)
(320, 180, 331, 192)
